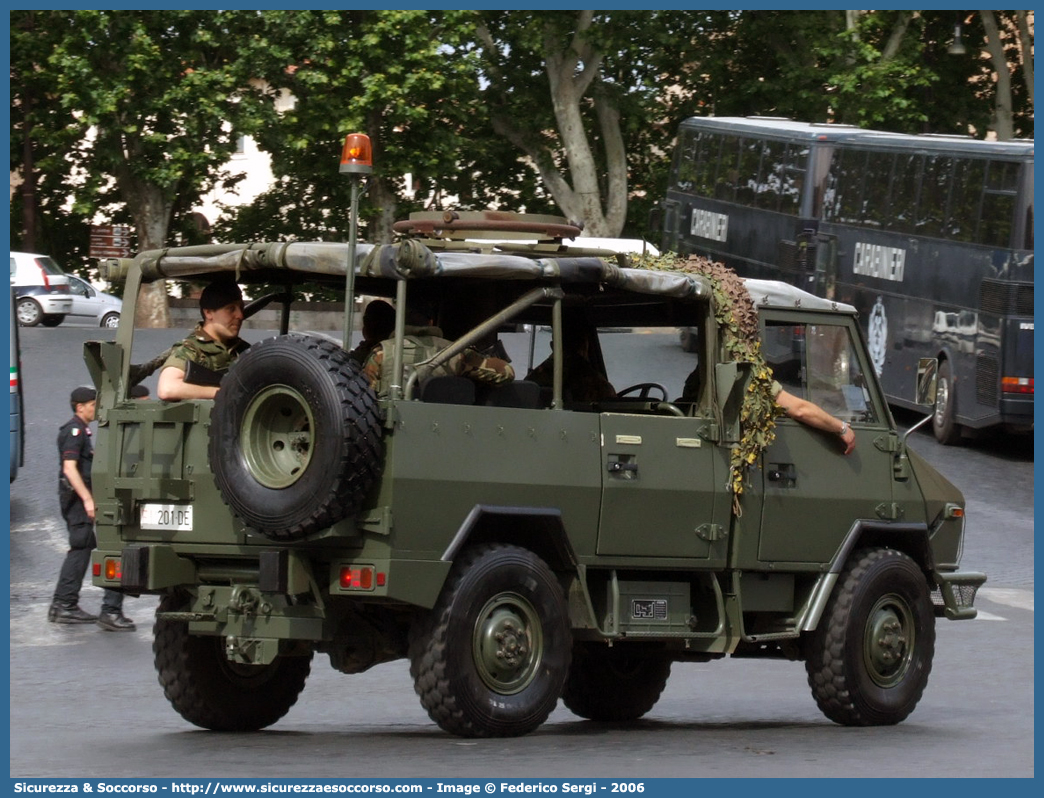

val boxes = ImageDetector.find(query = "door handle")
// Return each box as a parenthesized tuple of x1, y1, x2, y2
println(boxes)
(767, 462, 796, 488)
(607, 461, 638, 474)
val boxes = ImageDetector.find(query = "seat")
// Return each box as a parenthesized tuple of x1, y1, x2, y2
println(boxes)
(418, 376, 476, 405)
(482, 380, 542, 409)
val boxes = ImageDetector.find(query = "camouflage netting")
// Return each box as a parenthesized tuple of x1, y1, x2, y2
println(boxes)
(633, 253, 778, 513)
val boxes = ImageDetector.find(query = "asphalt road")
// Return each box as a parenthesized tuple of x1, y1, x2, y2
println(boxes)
(8, 326, 1035, 778)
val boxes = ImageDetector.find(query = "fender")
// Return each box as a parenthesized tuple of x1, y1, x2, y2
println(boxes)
(442, 504, 578, 572)
(799, 519, 931, 632)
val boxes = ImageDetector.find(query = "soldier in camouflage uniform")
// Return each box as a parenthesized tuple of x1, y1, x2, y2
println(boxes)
(157, 279, 250, 401)
(363, 323, 514, 398)
(349, 299, 396, 365)
(526, 313, 616, 403)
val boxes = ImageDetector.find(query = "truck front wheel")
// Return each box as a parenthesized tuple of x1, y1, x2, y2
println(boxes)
(408, 544, 571, 737)
(153, 594, 313, 731)
(805, 548, 935, 726)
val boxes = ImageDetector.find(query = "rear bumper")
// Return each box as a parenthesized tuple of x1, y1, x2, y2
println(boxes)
(931, 570, 987, 620)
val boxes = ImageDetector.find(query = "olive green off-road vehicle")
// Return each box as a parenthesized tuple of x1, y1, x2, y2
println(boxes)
(89, 212, 984, 737)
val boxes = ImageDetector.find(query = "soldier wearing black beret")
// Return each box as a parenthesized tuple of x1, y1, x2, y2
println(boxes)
(157, 278, 250, 401)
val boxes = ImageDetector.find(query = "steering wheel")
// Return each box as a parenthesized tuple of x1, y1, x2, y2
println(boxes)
(616, 382, 669, 402)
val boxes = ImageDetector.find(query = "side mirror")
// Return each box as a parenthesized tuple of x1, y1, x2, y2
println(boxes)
(916, 358, 938, 406)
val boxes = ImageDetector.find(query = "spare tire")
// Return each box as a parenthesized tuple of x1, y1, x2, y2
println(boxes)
(209, 334, 383, 540)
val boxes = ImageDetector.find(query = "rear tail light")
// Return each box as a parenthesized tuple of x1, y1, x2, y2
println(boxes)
(103, 557, 122, 581)
(1001, 377, 1033, 395)
(338, 565, 384, 590)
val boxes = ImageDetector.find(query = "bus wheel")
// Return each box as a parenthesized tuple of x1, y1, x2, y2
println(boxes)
(805, 548, 935, 726)
(408, 544, 571, 737)
(932, 360, 962, 445)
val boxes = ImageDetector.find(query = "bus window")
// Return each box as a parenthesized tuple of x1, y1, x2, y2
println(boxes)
(917, 155, 953, 238)
(980, 160, 1020, 247)
(674, 128, 699, 191)
(831, 149, 866, 224)
(947, 158, 986, 242)
(781, 143, 808, 215)
(714, 135, 740, 201)
(892, 153, 923, 234)
(862, 151, 895, 229)
(735, 138, 762, 206)
(694, 132, 723, 196)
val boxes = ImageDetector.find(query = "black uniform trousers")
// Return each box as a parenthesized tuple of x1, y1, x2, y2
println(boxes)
(52, 490, 124, 614)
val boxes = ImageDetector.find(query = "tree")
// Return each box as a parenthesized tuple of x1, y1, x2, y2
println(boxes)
(10, 10, 279, 325)
(472, 11, 702, 238)
(218, 10, 486, 246)
(978, 10, 1035, 140)
(685, 10, 1032, 139)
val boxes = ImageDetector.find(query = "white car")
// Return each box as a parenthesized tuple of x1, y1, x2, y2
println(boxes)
(10, 251, 74, 327)
(65, 274, 122, 328)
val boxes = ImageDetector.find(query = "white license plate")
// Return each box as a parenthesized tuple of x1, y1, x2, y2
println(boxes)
(140, 503, 193, 531)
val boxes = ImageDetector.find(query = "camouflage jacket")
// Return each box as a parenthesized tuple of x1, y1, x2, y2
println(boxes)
(162, 323, 250, 375)
(363, 326, 514, 398)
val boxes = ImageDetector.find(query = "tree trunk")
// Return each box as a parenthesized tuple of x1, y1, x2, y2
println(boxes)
(540, 12, 626, 237)
(1015, 11, 1033, 111)
(367, 113, 397, 244)
(118, 172, 174, 328)
(980, 10, 1015, 141)
(20, 97, 37, 253)
(480, 13, 628, 238)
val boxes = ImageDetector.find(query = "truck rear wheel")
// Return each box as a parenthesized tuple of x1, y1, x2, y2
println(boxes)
(805, 548, 935, 726)
(408, 544, 571, 737)
(153, 594, 313, 731)
(562, 643, 671, 722)
(209, 334, 382, 540)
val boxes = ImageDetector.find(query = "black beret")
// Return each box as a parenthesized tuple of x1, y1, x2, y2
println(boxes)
(129, 384, 150, 398)
(70, 386, 97, 405)
(199, 279, 243, 311)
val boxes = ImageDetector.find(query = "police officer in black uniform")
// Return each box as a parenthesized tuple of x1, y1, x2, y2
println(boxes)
(48, 386, 135, 630)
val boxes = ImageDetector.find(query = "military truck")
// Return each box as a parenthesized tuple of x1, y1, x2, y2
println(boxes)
(88, 211, 984, 737)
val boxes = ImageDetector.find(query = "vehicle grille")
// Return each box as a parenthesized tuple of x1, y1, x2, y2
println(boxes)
(980, 280, 1034, 316)
(976, 355, 999, 406)
(931, 583, 979, 612)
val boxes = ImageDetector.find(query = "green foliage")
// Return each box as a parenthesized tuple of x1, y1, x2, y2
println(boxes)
(11, 9, 280, 273)
(217, 10, 492, 245)
(11, 10, 1032, 276)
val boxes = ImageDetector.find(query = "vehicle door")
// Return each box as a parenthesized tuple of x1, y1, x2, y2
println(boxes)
(66, 276, 96, 321)
(754, 313, 895, 564)
(593, 324, 730, 566)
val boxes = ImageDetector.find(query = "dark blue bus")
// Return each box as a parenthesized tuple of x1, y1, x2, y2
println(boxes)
(662, 116, 1033, 443)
